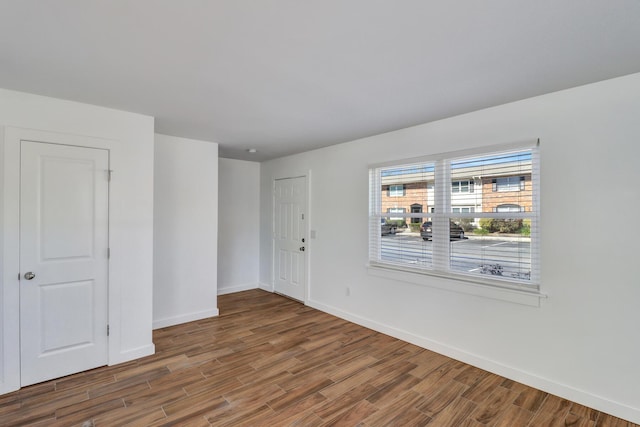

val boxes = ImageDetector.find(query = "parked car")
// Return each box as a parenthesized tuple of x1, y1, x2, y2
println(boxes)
(381, 220, 397, 236)
(420, 220, 465, 240)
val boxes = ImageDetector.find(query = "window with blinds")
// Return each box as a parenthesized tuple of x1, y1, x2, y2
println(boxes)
(369, 142, 539, 290)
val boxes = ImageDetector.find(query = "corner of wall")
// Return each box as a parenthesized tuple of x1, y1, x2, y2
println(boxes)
(153, 134, 219, 329)
(152, 308, 220, 330)
(259, 282, 274, 293)
(217, 283, 260, 296)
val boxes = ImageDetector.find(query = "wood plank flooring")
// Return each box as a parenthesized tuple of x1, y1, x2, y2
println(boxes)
(1, 289, 636, 426)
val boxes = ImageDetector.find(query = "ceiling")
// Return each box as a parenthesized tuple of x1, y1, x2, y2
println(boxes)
(1, 1, 640, 161)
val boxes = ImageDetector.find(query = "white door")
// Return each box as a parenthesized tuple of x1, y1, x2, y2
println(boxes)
(273, 176, 306, 301)
(20, 141, 109, 386)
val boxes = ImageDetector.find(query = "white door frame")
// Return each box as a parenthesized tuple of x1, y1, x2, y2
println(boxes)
(272, 172, 310, 303)
(1, 127, 121, 394)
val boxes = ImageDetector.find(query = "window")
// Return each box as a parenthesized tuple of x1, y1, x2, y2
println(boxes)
(492, 176, 525, 192)
(369, 143, 539, 292)
(495, 204, 523, 213)
(389, 184, 405, 196)
(452, 180, 474, 193)
(388, 207, 405, 220)
(452, 207, 475, 213)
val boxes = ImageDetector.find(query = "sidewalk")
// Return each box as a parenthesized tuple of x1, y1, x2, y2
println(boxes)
(400, 230, 529, 242)
(467, 233, 530, 242)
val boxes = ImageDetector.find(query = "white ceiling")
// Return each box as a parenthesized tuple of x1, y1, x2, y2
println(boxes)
(1, 1, 640, 161)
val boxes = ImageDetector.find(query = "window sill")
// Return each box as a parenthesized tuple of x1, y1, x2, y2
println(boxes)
(367, 263, 546, 307)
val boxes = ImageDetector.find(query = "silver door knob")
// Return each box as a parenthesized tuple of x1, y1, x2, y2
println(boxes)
(24, 272, 35, 280)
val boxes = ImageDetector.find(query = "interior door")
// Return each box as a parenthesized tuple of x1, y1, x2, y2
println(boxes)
(273, 176, 306, 301)
(20, 141, 109, 386)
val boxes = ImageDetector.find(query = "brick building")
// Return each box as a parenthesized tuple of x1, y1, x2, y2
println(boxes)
(380, 153, 532, 226)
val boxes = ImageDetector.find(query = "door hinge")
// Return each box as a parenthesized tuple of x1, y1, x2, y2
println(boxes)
(107, 325, 110, 336)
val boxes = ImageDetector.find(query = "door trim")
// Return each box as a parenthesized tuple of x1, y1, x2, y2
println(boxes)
(1, 127, 120, 394)
(271, 172, 310, 303)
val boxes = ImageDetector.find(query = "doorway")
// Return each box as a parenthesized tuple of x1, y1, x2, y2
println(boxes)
(19, 140, 109, 386)
(273, 176, 307, 302)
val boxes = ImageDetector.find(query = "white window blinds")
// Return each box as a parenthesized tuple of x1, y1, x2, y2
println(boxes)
(369, 142, 540, 290)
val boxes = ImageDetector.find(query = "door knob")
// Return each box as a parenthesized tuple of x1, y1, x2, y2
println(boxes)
(24, 272, 36, 280)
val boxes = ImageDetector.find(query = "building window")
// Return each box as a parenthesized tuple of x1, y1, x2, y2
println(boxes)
(369, 143, 539, 289)
(492, 176, 525, 192)
(495, 204, 523, 213)
(389, 184, 405, 196)
(387, 207, 405, 220)
(452, 180, 474, 193)
(452, 207, 475, 213)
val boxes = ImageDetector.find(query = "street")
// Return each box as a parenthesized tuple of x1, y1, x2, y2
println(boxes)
(380, 233, 531, 280)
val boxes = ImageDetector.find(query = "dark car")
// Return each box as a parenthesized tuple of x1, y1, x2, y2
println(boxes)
(420, 221, 465, 240)
(381, 220, 397, 236)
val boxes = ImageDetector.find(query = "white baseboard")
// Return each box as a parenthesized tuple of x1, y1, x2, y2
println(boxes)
(258, 282, 273, 292)
(217, 283, 259, 295)
(152, 308, 219, 330)
(306, 299, 640, 425)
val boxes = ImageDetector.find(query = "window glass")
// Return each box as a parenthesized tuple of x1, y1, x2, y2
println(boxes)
(452, 180, 474, 193)
(495, 204, 522, 213)
(369, 145, 538, 288)
(388, 207, 405, 220)
(389, 184, 404, 196)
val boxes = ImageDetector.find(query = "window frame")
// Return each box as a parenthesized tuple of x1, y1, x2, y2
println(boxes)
(368, 140, 542, 304)
(495, 204, 524, 213)
(452, 206, 475, 213)
(388, 184, 405, 197)
(452, 179, 474, 193)
(493, 176, 525, 192)
(387, 207, 406, 220)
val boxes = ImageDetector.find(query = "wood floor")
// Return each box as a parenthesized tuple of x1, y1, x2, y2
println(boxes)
(1, 290, 636, 427)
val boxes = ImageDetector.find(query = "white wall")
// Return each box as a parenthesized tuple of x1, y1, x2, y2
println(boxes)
(153, 134, 219, 329)
(217, 158, 260, 295)
(260, 73, 640, 423)
(0, 88, 155, 394)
